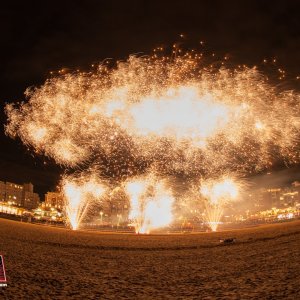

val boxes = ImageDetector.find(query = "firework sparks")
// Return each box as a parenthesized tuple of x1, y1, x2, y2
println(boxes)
(200, 177, 240, 231)
(125, 176, 174, 234)
(4, 53, 300, 230)
(62, 174, 106, 230)
(125, 178, 148, 233)
(5, 56, 300, 174)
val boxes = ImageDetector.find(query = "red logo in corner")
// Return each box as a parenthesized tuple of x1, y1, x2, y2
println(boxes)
(0, 255, 7, 282)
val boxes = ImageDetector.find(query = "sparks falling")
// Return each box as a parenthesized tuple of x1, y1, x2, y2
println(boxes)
(62, 174, 105, 230)
(4, 53, 300, 230)
(125, 176, 174, 234)
(200, 177, 240, 231)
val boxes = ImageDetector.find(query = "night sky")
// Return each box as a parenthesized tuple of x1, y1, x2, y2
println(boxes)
(1, 0, 300, 197)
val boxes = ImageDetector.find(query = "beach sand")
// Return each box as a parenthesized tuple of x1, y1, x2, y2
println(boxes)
(0, 218, 299, 299)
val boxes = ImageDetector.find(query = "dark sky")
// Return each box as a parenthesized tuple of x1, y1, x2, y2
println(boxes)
(1, 0, 300, 197)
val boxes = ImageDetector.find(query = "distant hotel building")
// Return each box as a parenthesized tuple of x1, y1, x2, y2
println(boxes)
(0, 181, 40, 209)
(44, 192, 64, 209)
(248, 184, 300, 211)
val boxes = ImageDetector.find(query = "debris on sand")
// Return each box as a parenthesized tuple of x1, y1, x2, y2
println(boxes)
(219, 237, 236, 244)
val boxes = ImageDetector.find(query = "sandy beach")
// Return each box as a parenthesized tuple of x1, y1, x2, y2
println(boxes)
(0, 218, 299, 299)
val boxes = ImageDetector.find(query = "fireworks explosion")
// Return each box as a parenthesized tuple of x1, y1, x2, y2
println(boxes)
(200, 177, 240, 231)
(5, 53, 300, 232)
(125, 175, 174, 233)
(62, 173, 106, 230)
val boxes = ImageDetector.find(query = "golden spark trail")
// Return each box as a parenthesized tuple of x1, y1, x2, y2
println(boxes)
(4, 53, 300, 229)
(62, 174, 105, 230)
(5, 56, 300, 175)
(200, 177, 240, 231)
(125, 176, 174, 234)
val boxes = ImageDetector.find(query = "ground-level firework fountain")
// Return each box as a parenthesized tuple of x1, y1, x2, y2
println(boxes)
(62, 175, 105, 230)
(125, 177, 174, 233)
(4, 51, 300, 232)
(200, 177, 239, 231)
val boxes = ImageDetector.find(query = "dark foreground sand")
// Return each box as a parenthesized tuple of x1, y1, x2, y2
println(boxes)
(0, 219, 299, 299)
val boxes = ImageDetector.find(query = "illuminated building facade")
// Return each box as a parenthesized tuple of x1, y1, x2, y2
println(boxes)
(44, 192, 64, 209)
(23, 185, 40, 210)
(0, 180, 40, 209)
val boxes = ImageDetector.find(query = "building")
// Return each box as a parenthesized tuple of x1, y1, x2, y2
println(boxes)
(0, 180, 40, 209)
(44, 192, 64, 209)
(263, 188, 282, 208)
(23, 183, 40, 210)
(0, 181, 6, 202)
(249, 184, 300, 212)
(291, 181, 300, 202)
(2, 181, 24, 206)
(280, 190, 298, 207)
